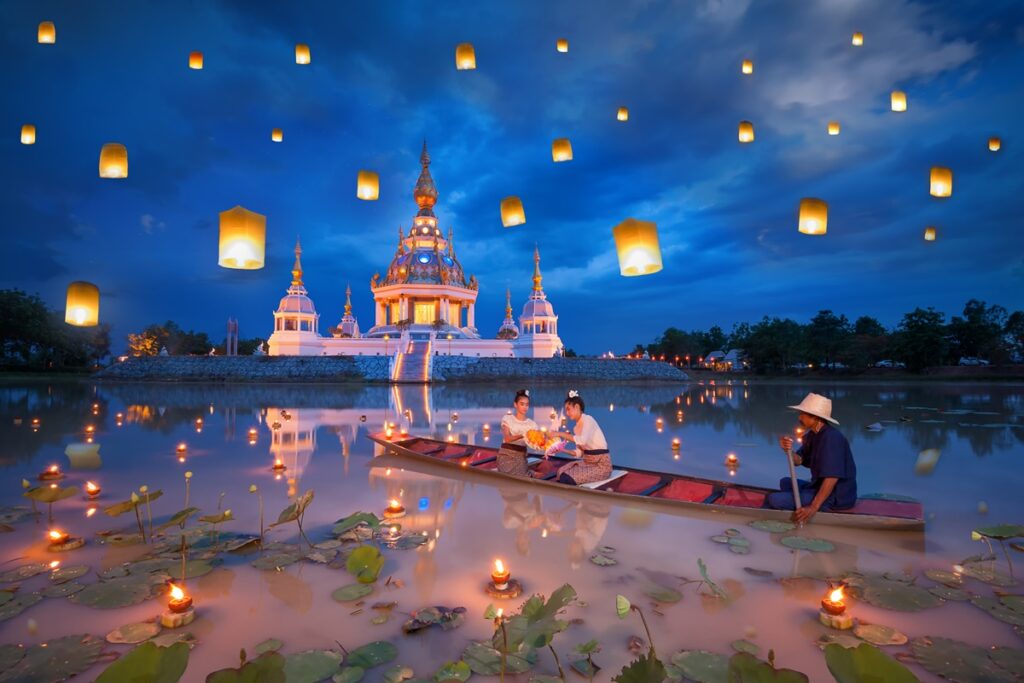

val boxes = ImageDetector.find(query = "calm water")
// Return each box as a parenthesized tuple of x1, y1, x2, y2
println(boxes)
(1, 379, 1022, 682)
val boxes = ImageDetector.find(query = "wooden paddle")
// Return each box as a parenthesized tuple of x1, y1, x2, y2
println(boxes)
(784, 443, 803, 522)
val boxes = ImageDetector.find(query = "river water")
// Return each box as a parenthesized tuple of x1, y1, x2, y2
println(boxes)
(0, 379, 1021, 682)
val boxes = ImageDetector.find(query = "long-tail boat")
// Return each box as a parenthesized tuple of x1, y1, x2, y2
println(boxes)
(368, 434, 924, 531)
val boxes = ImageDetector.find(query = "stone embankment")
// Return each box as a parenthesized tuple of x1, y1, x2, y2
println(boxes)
(95, 356, 688, 383)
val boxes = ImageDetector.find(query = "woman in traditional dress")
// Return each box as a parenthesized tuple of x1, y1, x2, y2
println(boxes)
(498, 389, 539, 476)
(552, 390, 612, 485)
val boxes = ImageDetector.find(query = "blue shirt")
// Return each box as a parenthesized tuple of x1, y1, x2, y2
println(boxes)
(796, 424, 857, 509)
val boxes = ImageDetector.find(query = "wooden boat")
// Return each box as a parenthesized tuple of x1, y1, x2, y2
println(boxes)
(368, 434, 925, 531)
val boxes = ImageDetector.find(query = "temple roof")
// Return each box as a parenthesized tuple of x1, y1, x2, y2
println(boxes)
(276, 239, 317, 315)
(520, 246, 555, 319)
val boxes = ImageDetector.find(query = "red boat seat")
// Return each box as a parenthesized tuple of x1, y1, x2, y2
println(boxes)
(603, 472, 662, 495)
(719, 487, 766, 508)
(649, 479, 715, 502)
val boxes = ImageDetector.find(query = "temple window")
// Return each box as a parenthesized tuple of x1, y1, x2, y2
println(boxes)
(414, 302, 434, 324)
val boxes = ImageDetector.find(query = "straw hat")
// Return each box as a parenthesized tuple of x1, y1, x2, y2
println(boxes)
(788, 392, 839, 425)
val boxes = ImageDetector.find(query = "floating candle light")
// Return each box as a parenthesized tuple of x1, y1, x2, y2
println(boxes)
(725, 453, 739, 467)
(177, 443, 187, 454)
(491, 559, 511, 590)
(272, 458, 286, 472)
(446, 435, 456, 442)
(384, 499, 406, 519)
(40, 464, 62, 481)
(86, 507, 97, 517)
(85, 481, 100, 499)
(399, 426, 409, 437)
(31, 417, 41, 428)
(167, 583, 193, 613)
(672, 438, 681, 450)
(160, 583, 196, 628)
(818, 584, 853, 629)
(48, 529, 69, 546)
(385, 427, 394, 440)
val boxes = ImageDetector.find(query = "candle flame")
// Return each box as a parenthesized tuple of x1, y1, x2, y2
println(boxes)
(829, 586, 844, 602)
(49, 465, 58, 473)
(48, 530, 64, 540)
(389, 499, 400, 508)
(275, 458, 283, 466)
(49, 560, 60, 568)
(85, 481, 99, 492)
(496, 608, 503, 618)
(169, 584, 185, 601)
(86, 507, 96, 517)
(494, 559, 505, 573)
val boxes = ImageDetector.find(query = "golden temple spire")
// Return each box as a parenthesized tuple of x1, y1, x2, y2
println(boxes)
(505, 288, 513, 317)
(413, 139, 438, 214)
(532, 244, 543, 292)
(344, 283, 352, 316)
(291, 237, 303, 286)
(447, 226, 454, 257)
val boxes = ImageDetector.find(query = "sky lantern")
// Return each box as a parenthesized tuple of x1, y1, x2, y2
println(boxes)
(798, 198, 828, 235)
(21, 124, 36, 145)
(852, 32, 864, 46)
(271, 128, 283, 142)
(218, 206, 266, 270)
(455, 43, 476, 70)
(551, 138, 573, 162)
(924, 227, 937, 241)
(98, 143, 128, 178)
(613, 218, 663, 277)
(38, 21, 55, 44)
(357, 170, 380, 200)
(891, 91, 907, 112)
(65, 282, 100, 327)
(929, 167, 952, 197)
(189, 51, 203, 69)
(295, 43, 310, 64)
(556, 38, 569, 53)
(828, 121, 840, 135)
(988, 137, 1001, 152)
(738, 121, 754, 143)
(617, 107, 629, 121)
(500, 196, 526, 227)
(741, 59, 753, 74)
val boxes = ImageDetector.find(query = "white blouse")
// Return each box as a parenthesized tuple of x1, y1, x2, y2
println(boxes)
(573, 413, 608, 451)
(501, 413, 539, 440)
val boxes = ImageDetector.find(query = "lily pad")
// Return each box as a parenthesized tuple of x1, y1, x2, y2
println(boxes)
(569, 659, 600, 678)
(207, 651, 286, 682)
(332, 584, 374, 602)
(669, 650, 729, 683)
(0, 506, 32, 524)
(731, 640, 760, 655)
(394, 534, 428, 550)
(106, 621, 162, 644)
(779, 536, 835, 553)
(23, 485, 79, 504)
(698, 558, 729, 600)
(334, 667, 365, 683)
(69, 576, 157, 609)
(852, 623, 908, 646)
(848, 574, 944, 612)
(971, 596, 1024, 626)
(728, 544, 750, 555)
(346, 545, 384, 583)
(251, 551, 303, 571)
(990, 647, 1024, 677)
(283, 650, 344, 683)
(749, 519, 796, 533)
(255, 639, 284, 655)
(973, 524, 1024, 540)
(270, 490, 314, 529)
(743, 568, 774, 578)
(0, 645, 24, 671)
(912, 636, 1018, 683)
(816, 633, 862, 650)
(333, 512, 381, 536)
(824, 643, 918, 683)
(95, 641, 189, 683)
(347, 641, 398, 669)
(643, 583, 682, 603)
(462, 641, 535, 675)
(0, 633, 106, 683)
(929, 585, 970, 601)
(157, 507, 200, 531)
(0, 592, 42, 622)
(589, 554, 617, 566)
(42, 582, 85, 598)
(711, 535, 731, 544)
(382, 665, 414, 683)
(726, 652, 808, 682)
(433, 660, 471, 682)
(104, 489, 163, 516)
(49, 565, 90, 584)
(150, 631, 197, 649)
(0, 563, 48, 583)
(181, 559, 217, 578)
(960, 560, 1017, 587)
(924, 569, 962, 587)
(614, 651, 668, 683)
(403, 606, 466, 633)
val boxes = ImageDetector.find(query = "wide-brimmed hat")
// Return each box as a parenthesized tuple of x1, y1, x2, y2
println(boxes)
(788, 392, 839, 425)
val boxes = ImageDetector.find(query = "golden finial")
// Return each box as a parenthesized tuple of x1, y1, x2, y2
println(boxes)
(291, 237, 303, 286)
(505, 288, 513, 317)
(532, 244, 542, 292)
(447, 226, 454, 257)
(344, 283, 352, 316)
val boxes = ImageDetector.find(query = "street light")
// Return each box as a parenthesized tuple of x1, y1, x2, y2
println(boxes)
(447, 333, 453, 356)
(384, 334, 389, 356)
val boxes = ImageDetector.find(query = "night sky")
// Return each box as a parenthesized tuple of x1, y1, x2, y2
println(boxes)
(3, 0, 1023, 354)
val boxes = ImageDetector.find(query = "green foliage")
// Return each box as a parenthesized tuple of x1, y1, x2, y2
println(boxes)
(23, 485, 79, 503)
(270, 490, 314, 527)
(612, 651, 667, 683)
(824, 643, 919, 683)
(104, 489, 164, 516)
(332, 511, 380, 536)
(205, 651, 286, 683)
(157, 507, 200, 530)
(615, 595, 631, 618)
(347, 641, 398, 669)
(96, 642, 190, 683)
(698, 558, 730, 599)
(497, 584, 577, 651)
(432, 660, 471, 682)
(346, 545, 384, 583)
(0, 289, 111, 369)
(893, 307, 947, 372)
(973, 524, 1024, 540)
(726, 652, 808, 682)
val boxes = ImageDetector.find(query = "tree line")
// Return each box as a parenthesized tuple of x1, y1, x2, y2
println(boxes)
(0, 290, 111, 371)
(127, 321, 265, 357)
(635, 299, 1024, 373)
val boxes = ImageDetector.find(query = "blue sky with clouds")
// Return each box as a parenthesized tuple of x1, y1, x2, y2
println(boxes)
(3, 0, 1023, 354)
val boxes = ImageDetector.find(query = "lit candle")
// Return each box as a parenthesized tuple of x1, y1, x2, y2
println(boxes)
(491, 559, 511, 590)
(384, 498, 406, 519)
(821, 585, 846, 615)
(272, 458, 287, 472)
(725, 453, 739, 467)
(48, 529, 70, 546)
(85, 425, 95, 434)
(385, 427, 394, 440)
(482, 423, 491, 432)
(671, 438, 680, 450)
(167, 583, 193, 613)
(818, 583, 853, 629)
(655, 418, 664, 426)
(248, 428, 258, 437)
(447, 435, 455, 442)
(39, 464, 62, 480)
(85, 481, 101, 499)
(176, 443, 188, 454)
(399, 426, 408, 437)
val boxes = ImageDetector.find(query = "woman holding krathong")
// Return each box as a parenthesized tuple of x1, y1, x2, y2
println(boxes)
(498, 389, 539, 477)
(552, 390, 612, 485)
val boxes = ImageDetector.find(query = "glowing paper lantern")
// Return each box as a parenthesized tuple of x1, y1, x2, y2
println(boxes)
(218, 206, 266, 270)
(38, 22, 55, 44)
(923, 227, 937, 241)
(617, 107, 629, 122)
(929, 167, 952, 197)
(613, 218, 663, 277)
(295, 44, 310, 65)
(65, 282, 99, 327)
(556, 38, 569, 53)
(741, 59, 753, 74)
(98, 143, 128, 179)
(271, 128, 283, 142)
(738, 121, 754, 143)
(455, 43, 476, 70)
(988, 137, 1001, 152)
(357, 170, 379, 200)
(189, 51, 203, 69)
(551, 138, 573, 162)
(827, 121, 840, 136)
(500, 197, 526, 227)
(852, 32, 864, 46)
(891, 91, 907, 112)
(21, 124, 36, 144)
(798, 198, 828, 235)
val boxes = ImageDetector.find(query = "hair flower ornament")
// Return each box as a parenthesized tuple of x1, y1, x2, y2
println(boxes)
(523, 389, 529, 397)
(568, 389, 579, 398)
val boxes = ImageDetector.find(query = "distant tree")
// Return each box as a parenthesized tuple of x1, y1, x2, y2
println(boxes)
(705, 325, 727, 352)
(847, 316, 890, 369)
(728, 322, 753, 350)
(806, 310, 852, 367)
(853, 316, 887, 337)
(948, 299, 1007, 361)
(893, 307, 947, 372)
(237, 337, 266, 356)
(563, 347, 578, 357)
(742, 317, 805, 372)
(1005, 311, 1024, 359)
(0, 289, 52, 366)
(127, 332, 159, 357)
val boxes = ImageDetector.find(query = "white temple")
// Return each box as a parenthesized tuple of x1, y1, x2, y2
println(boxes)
(268, 143, 564, 371)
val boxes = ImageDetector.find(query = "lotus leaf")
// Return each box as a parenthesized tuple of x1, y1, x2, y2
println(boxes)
(157, 507, 200, 531)
(0, 591, 10, 606)
(462, 641, 535, 675)
(42, 582, 85, 598)
(598, 544, 616, 553)
(570, 659, 600, 678)
(0, 633, 105, 683)
(669, 650, 728, 683)
(0, 592, 42, 622)
(612, 651, 668, 683)
(960, 560, 1017, 587)
(283, 650, 343, 683)
(207, 651, 286, 683)
(432, 660, 470, 682)
(333, 512, 380, 536)
(251, 551, 303, 571)
(534, 675, 567, 683)
(0, 524, 12, 533)
(731, 640, 760, 655)
(382, 665, 414, 683)
(333, 667, 365, 683)
(0, 645, 24, 671)
(394, 534, 428, 550)
(199, 510, 234, 524)
(104, 532, 146, 546)
(973, 524, 1024, 540)
(0, 506, 32, 524)
(106, 620, 162, 644)
(924, 569, 962, 587)
(339, 526, 375, 543)
(852, 623, 908, 646)
(990, 647, 1024, 676)
(729, 537, 751, 547)
(698, 558, 730, 600)
(729, 543, 751, 555)
(824, 643, 918, 683)
(971, 596, 1024, 626)
(150, 631, 197, 649)
(749, 519, 796, 533)
(743, 568, 774, 578)
(346, 545, 384, 583)
(779, 536, 835, 553)
(270, 490, 314, 528)
(725, 652, 808, 682)
(332, 584, 373, 602)
(850, 574, 944, 612)
(643, 582, 682, 603)
(403, 606, 467, 633)
(255, 639, 284, 655)
(100, 564, 131, 579)
(347, 641, 397, 669)
(22, 485, 79, 504)
(50, 565, 89, 584)
(94, 641, 188, 683)
(69, 576, 157, 609)
(590, 553, 617, 566)
(127, 558, 178, 575)
(711, 535, 731, 544)
(104, 489, 163, 516)
(911, 636, 1017, 683)
(929, 585, 970, 601)
(816, 633, 862, 650)
(0, 563, 48, 583)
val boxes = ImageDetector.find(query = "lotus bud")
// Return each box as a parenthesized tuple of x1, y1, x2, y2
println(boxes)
(249, 484, 258, 493)
(224, 509, 233, 519)
(185, 471, 193, 479)
(130, 492, 140, 503)
(970, 531, 982, 541)
(22, 479, 30, 489)
(139, 485, 148, 493)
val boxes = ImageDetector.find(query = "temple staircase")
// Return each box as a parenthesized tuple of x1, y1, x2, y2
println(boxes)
(391, 339, 432, 383)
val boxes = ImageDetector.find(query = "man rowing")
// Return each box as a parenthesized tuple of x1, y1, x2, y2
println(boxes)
(765, 393, 857, 524)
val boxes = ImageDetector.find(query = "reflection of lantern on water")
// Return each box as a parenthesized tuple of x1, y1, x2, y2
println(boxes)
(65, 282, 100, 327)
(455, 43, 476, 70)
(891, 91, 907, 112)
(295, 44, 310, 64)
(929, 167, 952, 198)
(40, 464, 62, 480)
(357, 170, 380, 200)
(617, 107, 629, 122)
(21, 124, 36, 145)
(551, 138, 573, 162)
(613, 218, 663, 276)
(176, 443, 187, 455)
(99, 143, 128, 178)
(738, 121, 754, 143)
(218, 206, 266, 270)
(741, 59, 753, 74)
(38, 22, 56, 44)
(671, 438, 680, 454)
(500, 196, 526, 227)
(915, 448, 941, 475)
(798, 198, 828, 236)
(491, 559, 510, 590)
(189, 51, 203, 69)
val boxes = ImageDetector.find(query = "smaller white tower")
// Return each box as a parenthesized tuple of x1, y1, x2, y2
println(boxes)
(332, 284, 361, 338)
(268, 239, 322, 355)
(496, 288, 519, 340)
(514, 246, 563, 358)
